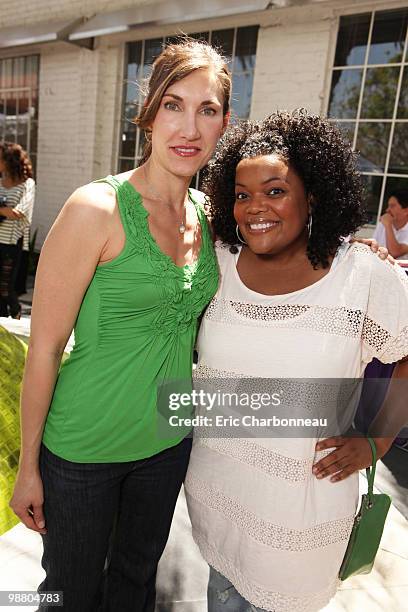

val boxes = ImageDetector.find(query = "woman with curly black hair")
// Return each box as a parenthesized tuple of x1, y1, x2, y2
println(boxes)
(184, 110, 408, 611)
(0, 141, 35, 318)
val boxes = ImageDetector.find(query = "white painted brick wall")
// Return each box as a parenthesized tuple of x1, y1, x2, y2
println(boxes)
(32, 44, 99, 244)
(0, 0, 150, 27)
(31, 42, 123, 245)
(251, 18, 334, 118)
(93, 45, 124, 179)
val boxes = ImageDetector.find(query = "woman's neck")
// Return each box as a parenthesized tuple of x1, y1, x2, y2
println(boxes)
(250, 234, 313, 271)
(130, 160, 192, 215)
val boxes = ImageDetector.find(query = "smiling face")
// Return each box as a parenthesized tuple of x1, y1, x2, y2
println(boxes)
(234, 154, 310, 256)
(149, 69, 228, 178)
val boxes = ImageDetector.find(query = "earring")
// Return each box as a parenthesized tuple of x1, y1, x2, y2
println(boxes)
(307, 215, 313, 239)
(236, 224, 247, 245)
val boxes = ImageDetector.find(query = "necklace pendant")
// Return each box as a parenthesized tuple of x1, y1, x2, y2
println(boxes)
(179, 223, 186, 234)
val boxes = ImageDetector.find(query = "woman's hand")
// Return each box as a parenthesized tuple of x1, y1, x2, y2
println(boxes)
(312, 436, 375, 482)
(9, 467, 47, 534)
(351, 237, 395, 264)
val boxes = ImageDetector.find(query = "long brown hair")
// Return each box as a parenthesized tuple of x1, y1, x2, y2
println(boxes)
(0, 141, 33, 182)
(135, 38, 231, 165)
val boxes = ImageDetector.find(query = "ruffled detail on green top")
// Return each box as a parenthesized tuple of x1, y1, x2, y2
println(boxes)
(117, 179, 218, 335)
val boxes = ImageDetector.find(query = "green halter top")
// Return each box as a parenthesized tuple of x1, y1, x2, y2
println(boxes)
(42, 175, 219, 462)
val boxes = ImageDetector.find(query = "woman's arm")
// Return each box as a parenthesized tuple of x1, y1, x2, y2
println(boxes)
(0, 206, 24, 220)
(312, 359, 408, 481)
(0, 179, 36, 221)
(9, 183, 114, 533)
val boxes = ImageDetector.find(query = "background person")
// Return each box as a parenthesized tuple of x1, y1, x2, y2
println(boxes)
(0, 142, 35, 318)
(372, 189, 408, 260)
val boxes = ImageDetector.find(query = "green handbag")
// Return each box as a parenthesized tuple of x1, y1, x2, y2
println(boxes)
(339, 436, 392, 581)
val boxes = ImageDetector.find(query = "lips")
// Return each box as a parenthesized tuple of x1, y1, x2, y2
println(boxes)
(171, 146, 201, 157)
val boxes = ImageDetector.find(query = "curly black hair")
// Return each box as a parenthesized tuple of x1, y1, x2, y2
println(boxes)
(201, 109, 365, 268)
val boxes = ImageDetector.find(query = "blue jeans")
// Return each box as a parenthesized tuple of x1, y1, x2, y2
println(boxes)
(38, 439, 191, 612)
(208, 567, 267, 612)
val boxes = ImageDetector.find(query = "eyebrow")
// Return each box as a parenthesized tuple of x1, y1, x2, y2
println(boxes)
(162, 93, 220, 105)
(235, 177, 286, 187)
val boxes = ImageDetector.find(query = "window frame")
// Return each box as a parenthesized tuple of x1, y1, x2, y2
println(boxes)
(0, 54, 40, 173)
(326, 8, 408, 226)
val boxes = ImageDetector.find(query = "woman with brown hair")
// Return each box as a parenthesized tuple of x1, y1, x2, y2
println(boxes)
(0, 142, 35, 318)
(9, 39, 230, 611)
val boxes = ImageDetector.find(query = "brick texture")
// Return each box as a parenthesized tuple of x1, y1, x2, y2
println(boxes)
(0, 0, 150, 27)
(251, 18, 333, 118)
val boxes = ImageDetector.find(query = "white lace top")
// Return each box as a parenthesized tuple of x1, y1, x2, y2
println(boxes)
(185, 242, 408, 612)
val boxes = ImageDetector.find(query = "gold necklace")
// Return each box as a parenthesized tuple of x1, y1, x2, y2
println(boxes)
(142, 166, 187, 234)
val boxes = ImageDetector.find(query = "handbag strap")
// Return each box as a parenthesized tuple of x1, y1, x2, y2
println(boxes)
(365, 436, 377, 503)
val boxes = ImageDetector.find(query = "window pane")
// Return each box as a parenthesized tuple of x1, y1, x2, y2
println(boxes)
(335, 121, 356, 146)
(24, 55, 39, 90)
(383, 177, 408, 212)
(389, 123, 408, 175)
(16, 117, 28, 150)
(30, 153, 36, 177)
(165, 36, 180, 45)
(234, 26, 258, 73)
(189, 32, 209, 42)
(328, 69, 362, 118)
(30, 88, 39, 119)
(126, 42, 142, 103)
(231, 71, 254, 119)
(360, 67, 399, 118)
(0, 107, 5, 140)
(334, 14, 371, 66)
(120, 121, 136, 159)
(5, 117, 17, 141)
(13, 57, 25, 89)
(356, 122, 391, 172)
(128, 41, 142, 67)
(18, 87, 29, 114)
(397, 66, 408, 118)
(368, 9, 408, 65)
(0, 59, 12, 90)
(142, 38, 163, 79)
(138, 129, 146, 159)
(211, 28, 234, 59)
(0, 55, 39, 159)
(361, 174, 384, 224)
(30, 119, 38, 154)
(118, 158, 135, 173)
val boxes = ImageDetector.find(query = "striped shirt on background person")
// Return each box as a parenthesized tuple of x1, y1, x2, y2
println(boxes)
(0, 178, 35, 251)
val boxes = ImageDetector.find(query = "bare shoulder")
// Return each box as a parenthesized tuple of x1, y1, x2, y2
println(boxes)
(64, 181, 117, 219)
(43, 181, 119, 251)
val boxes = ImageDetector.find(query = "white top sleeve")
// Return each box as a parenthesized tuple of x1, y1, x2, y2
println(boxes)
(362, 256, 408, 363)
(14, 178, 35, 224)
(371, 222, 384, 244)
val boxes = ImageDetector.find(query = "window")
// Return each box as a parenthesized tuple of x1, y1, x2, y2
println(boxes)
(0, 55, 40, 174)
(118, 26, 259, 173)
(327, 9, 408, 224)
